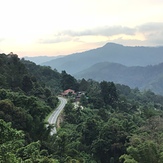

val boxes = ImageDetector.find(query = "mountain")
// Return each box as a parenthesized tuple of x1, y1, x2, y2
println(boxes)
(24, 55, 63, 65)
(41, 43, 163, 74)
(75, 62, 163, 95)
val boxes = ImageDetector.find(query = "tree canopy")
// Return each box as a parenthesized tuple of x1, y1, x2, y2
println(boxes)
(1, 53, 163, 162)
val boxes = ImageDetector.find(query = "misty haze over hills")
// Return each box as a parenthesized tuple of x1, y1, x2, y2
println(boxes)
(75, 62, 163, 95)
(42, 43, 163, 74)
(24, 55, 63, 65)
(36, 42, 163, 95)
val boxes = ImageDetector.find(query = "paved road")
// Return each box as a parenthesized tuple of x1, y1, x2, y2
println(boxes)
(48, 96, 67, 134)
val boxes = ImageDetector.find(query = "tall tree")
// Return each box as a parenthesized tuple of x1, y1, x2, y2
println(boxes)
(100, 81, 118, 107)
(61, 71, 79, 91)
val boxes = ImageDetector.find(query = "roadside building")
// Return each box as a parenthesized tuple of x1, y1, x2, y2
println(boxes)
(61, 89, 76, 96)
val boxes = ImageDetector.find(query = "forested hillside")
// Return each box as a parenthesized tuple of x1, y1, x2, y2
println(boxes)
(56, 80, 163, 162)
(0, 53, 78, 162)
(0, 53, 163, 162)
(75, 62, 163, 95)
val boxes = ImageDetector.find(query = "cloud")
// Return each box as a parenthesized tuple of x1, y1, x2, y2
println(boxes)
(61, 26, 136, 37)
(38, 22, 163, 46)
(138, 22, 163, 32)
(38, 25, 136, 44)
(106, 22, 163, 46)
(137, 22, 163, 45)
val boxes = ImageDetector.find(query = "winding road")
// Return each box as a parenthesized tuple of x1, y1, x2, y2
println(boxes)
(48, 96, 67, 135)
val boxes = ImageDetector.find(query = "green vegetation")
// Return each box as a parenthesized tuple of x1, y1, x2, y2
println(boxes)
(1, 53, 163, 162)
(75, 62, 163, 95)
(55, 80, 163, 162)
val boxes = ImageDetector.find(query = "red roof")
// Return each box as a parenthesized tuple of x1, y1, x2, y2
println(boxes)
(62, 89, 75, 95)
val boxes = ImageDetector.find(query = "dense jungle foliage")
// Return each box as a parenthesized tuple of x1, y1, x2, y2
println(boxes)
(0, 53, 163, 162)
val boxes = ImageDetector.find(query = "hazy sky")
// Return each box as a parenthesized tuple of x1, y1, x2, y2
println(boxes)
(0, 0, 163, 57)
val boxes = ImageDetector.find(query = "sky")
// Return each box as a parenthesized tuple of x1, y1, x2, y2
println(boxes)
(0, 0, 163, 57)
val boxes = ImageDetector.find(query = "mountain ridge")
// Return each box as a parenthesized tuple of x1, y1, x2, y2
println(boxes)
(75, 61, 163, 95)
(41, 42, 163, 74)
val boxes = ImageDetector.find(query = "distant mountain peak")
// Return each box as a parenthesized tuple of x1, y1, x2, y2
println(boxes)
(103, 42, 123, 47)
(42, 43, 163, 75)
